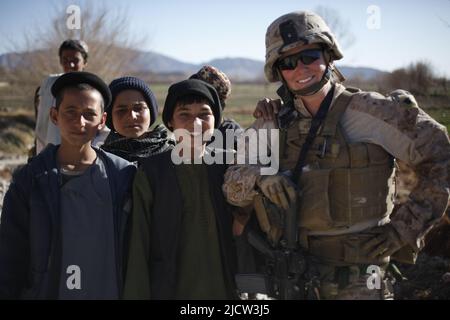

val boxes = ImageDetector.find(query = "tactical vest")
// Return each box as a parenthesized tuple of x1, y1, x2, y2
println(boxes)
(279, 89, 395, 233)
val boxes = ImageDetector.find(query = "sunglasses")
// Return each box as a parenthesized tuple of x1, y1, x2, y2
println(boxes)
(277, 49, 323, 70)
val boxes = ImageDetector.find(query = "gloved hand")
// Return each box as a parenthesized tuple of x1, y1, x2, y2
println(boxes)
(256, 174, 297, 210)
(253, 98, 282, 120)
(362, 224, 405, 259)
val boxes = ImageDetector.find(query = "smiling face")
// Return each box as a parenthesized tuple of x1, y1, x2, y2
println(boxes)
(50, 87, 106, 148)
(169, 100, 215, 155)
(278, 43, 327, 94)
(111, 89, 151, 138)
(169, 101, 214, 135)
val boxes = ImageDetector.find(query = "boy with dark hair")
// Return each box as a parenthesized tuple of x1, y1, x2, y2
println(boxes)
(35, 39, 108, 154)
(0, 71, 136, 299)
(58, 39, 89, 67)
(123, 79, 236, 300)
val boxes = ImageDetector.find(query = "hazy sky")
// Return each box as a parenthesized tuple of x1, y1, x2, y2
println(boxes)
(1, 0, 450, 77)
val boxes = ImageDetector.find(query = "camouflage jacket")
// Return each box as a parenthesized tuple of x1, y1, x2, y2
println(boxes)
(222, 83, 450, 252)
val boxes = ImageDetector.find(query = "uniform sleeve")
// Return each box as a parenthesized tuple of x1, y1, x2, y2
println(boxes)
(222, 118, 278, 207)
(0, 169, 30, 299)
(341, 89, 450, 251)
(122, 168, 153, 299)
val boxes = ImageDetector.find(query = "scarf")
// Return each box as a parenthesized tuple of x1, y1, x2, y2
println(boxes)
(101, 124, 175, 163)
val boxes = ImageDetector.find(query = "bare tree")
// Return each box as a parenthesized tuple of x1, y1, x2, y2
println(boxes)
(3, 1, 148, 110)
(437, 76, 449, 94)
(314, 5, 355, 49)
(381, 61, 436, 95)
(386, 68, 410, 92)
(408, 61, 434, 95)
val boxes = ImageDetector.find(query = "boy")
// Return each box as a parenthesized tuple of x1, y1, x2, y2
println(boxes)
(123, 79, 236, 299)
(34, 40, 109, 154)
(189, 65, 241, 142)
(0, 71, 136, 299)
(101, 76, 175, 164)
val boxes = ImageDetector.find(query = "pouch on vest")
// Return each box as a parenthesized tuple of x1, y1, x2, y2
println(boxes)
(298, 168, 334, 230)
(308, 232, 390, 265)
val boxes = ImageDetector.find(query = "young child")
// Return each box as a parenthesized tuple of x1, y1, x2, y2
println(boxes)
(123, 79, 236, 299)
(0, 71, 136, 299)
(101, 76, 175, 164)
(35, 40, 90, 154)
(190, 65, 241, 151)
(34, 40, 110, 155)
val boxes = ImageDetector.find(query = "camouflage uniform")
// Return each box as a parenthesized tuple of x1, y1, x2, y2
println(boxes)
(223, 11, 450, 300)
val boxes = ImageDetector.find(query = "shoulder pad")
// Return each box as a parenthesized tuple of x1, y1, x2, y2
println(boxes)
(388, 89, 418, 108)
(345, 86, 362, 94)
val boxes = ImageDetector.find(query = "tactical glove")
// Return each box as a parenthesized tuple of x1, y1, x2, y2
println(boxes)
(362, 224, 405, 259)
(256, 174, 297, 210)
(253, 98, 282, 120)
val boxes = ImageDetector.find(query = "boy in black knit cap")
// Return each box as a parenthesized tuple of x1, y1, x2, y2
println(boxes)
(101, 76, 174, 164)
(190, 65, 242, 151)
(123, 79, 237, 300)
(0, 72, 136, 299)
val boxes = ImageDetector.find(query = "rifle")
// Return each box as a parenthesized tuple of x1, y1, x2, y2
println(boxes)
(235, 186, 320, 300)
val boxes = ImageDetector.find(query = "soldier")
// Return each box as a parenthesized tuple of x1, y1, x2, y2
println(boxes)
(222, 11, 450, 299)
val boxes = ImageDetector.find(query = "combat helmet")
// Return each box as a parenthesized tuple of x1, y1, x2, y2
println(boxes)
(264, 11, 345, 95)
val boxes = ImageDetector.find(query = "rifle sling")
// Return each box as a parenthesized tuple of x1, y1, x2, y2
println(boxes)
(291, 85, 336, 183)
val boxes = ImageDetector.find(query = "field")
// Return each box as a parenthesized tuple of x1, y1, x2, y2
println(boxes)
(426, 108, 450, 132)
(0, 83, 449, 156)
(138, 83, 450, 131)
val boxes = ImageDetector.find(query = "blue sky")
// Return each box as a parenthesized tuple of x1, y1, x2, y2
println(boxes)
(1, 0, 450, 77)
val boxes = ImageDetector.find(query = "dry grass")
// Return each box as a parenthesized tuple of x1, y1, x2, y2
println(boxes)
(0, 110, 35, 155)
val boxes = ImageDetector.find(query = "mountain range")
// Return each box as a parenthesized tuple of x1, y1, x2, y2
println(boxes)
(0, 49, 389, 82)
(130, 50, 388, 81)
